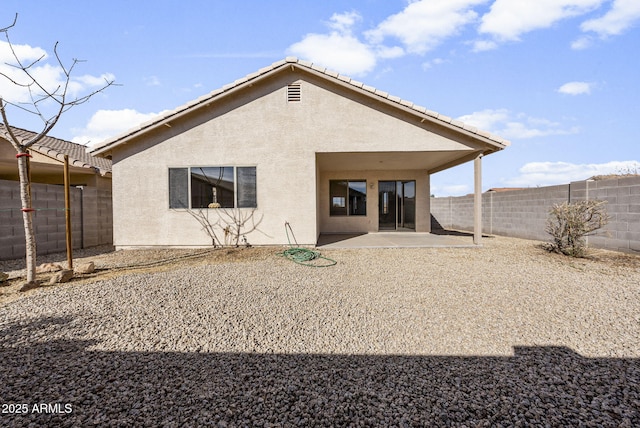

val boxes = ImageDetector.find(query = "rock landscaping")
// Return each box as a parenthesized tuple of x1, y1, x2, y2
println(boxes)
(0, 236, 639, 426)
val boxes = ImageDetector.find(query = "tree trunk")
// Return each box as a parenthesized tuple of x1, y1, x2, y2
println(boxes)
(17, 151, 37, 285)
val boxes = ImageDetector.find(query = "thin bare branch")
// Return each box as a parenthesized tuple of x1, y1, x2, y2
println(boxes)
(0, 43, 115, 147)
(0, 70, 32, 87)
(185, 209, 222, 247)
(55, 42, 73, 79)
(1, 12, 115, 284)
(2, 50, 48, 73)
(0, 98, 24, 150)
(0, 99, 37, 115)
(0, 13, 17, 33)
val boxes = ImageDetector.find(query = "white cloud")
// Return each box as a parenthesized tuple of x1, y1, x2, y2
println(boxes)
(581, 0, 640, 36)
(422, 57, 447, 70)
(472, 39, 499, 52)
(287, 1, 490, 76)
(457, 109, 579, 140)
(571, 35, 594, 49)
(376, 45, 405, 59)
(286, 0, 639, 76)
(288, 32, 377, 76)
(0, 39, 47, 63)
(72, 108, 170, 146)
(507, 160, 640, 187)
(0, 40, 114, 104)
(479, 0, 604, 41)
(457, 108, 510, 130)
(366, 0, 487, 54)
(67, 73, 116, 98)
(0, 41, 54, 103)
(326, 11, 361, 34)
(287, 11, 377, 76)
(557, 81, 593, 95)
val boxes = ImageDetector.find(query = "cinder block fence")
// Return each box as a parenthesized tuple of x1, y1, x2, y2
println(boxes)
(0, 179, 113, 260)
(431, 176, 640, 253)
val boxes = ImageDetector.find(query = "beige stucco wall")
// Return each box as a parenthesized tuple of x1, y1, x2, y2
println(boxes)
(109, 70, 473, 248)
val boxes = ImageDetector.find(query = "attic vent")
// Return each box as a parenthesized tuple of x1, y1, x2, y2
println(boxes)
(287, 83, 301, 102)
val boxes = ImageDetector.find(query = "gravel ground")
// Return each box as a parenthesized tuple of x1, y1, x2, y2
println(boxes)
(1, 236, 639, 426)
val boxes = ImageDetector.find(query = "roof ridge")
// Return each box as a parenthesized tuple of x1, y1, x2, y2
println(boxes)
(92, 57, 510, 154)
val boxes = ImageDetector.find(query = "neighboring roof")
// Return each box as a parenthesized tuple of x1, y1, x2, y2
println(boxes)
(0, 124, 111, 175)
(91, 57, 511, 157)
(486, 187, 526, 192)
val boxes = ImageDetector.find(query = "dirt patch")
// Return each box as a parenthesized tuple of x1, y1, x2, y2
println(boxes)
(585, 248, 640, 269)
(0, 246, 281, 306)
(536, 243, 640, 271)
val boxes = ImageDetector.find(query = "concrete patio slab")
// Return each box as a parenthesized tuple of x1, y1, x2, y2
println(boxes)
(316, 231, 480, 249)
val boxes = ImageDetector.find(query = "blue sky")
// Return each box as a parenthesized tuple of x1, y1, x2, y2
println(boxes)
(1, 0, 638, 195)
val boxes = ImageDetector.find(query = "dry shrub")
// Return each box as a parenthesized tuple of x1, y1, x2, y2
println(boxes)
(545, 200, 610, 257)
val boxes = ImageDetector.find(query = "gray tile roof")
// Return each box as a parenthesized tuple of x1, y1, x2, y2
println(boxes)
(92, 57, 510, 155)
(0, 124, 111, 174)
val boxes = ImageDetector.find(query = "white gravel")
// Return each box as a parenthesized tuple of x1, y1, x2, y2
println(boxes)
(1, 236, 639, 426)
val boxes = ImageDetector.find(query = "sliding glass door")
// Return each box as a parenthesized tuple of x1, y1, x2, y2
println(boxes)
(378, 181, 397, 230)
(378, 180, 415, 231)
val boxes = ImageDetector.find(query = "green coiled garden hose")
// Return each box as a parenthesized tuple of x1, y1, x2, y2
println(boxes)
(276, 222, 337, 267)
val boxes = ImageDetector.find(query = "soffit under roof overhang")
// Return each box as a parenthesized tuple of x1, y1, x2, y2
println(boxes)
(91, 58, 510, 160)
(0, 157, 107, 184)
(316, 150, 483, 173)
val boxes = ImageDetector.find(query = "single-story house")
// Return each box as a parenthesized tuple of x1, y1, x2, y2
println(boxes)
(90, 57, 509, 248)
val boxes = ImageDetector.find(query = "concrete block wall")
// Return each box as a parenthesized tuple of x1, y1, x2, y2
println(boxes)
(97, 188, 113, 246)
(485, 184, 569, 241)
(0, 179, 113, 260)
(431, 176, 640, 253)
(80, 187, 114, 248)
(0, 181, 23, 260)
(576, 176, 640, 252)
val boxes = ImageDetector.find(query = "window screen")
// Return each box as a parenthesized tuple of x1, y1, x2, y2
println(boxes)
(237, 167, 257, 208)
(169, 168, 188, 208)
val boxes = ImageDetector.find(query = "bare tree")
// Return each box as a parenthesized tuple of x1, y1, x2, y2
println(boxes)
(185, 208, 265, 248)
(0, 14, 115, 288)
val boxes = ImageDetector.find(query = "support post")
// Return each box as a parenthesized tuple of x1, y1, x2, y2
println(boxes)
(64, 155, 73, 270)
(473, 153, 483, 245)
